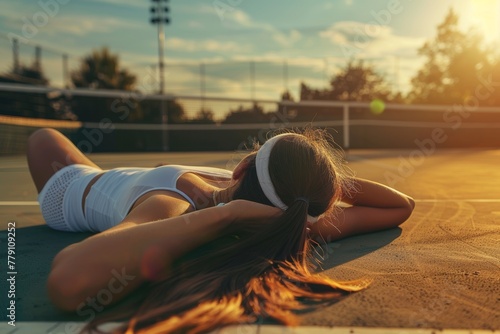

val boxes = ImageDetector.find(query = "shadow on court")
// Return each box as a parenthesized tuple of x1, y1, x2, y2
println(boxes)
(313, 228, 403, 269)
(0, 226, 92, 321)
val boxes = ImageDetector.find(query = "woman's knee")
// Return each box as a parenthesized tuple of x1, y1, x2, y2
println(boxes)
(28, 128, 49, 158)
(27, 128, 62, 152)
(29, 128, 57, 141)
(27, 128, 74, 177)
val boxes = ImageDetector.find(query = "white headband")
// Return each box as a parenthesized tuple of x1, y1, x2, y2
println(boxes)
(255, 134, 319, 223)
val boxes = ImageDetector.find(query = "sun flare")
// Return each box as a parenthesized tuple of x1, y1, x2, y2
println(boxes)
(461, 0, 500, 43)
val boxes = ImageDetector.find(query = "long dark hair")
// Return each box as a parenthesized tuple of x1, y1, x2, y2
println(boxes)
(86, 128, 367, 333)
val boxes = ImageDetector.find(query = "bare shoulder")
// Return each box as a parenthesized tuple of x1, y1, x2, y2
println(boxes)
(118, 191, 195, 227)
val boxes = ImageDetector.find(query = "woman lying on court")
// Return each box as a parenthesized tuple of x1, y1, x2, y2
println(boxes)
(28, 128, 415, 333)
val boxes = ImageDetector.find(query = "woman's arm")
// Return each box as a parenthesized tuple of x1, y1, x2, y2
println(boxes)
(47, 196, 280, 312)
(310, 178, 415, 242)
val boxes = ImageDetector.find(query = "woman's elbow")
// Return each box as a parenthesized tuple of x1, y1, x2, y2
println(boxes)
(408, 196, 416, 210)
(48, 252, 142, 312)
(47, 266, 90, 312)
(47, 248, 94, 312)
(407, 196, 416, 213)
(398, 196, 415, 224)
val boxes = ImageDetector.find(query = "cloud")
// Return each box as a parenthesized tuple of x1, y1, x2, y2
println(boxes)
(228, 10, 303, 47)
(200, 3, 252, 26)
(272, 29, 302, 47)
(229, 9, 253, 27)
(320, 21, 425, 58)
(166, 37, 250, 53)
(187, 20, 202, 28)
(2, 10, 141, 38)
(319, 21, 426, 93)
(228, 54, 335, 72)
(324, 2, 334, 9)
(201, 5, 302, 48)
(124, 53, 336, 102)
(90, 0, 148, 9)
(46, 16, 141, 36)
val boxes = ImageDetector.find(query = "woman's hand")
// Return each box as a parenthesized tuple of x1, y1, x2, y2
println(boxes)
(223, 200, 282, 223)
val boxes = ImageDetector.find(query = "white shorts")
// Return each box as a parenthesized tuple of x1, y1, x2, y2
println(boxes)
(37, 164, 102, 232)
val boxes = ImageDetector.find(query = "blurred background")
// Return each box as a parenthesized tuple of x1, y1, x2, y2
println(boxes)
(1, 0, 500, 153)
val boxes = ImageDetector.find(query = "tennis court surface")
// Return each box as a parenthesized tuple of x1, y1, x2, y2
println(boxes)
(1, 149, 499, 333)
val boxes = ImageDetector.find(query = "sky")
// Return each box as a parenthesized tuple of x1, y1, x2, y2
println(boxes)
(1, 0, 499, 106)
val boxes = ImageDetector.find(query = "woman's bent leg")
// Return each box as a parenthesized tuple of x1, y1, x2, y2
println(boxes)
(26, 128, 103, 231)
(27, 128, 101, 193)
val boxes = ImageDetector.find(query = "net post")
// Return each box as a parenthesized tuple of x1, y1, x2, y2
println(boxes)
(62, 54, 69, 88)
(343, 103, 350, 150)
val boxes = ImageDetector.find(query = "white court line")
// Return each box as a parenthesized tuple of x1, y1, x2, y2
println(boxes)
(0, 201, 38, 205)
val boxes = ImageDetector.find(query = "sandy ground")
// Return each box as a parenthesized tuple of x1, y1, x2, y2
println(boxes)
(0, 149, 499, 331)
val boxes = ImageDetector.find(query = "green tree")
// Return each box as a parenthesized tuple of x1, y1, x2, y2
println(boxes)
(330, 60, 391, 101)
(71, 47, 136, 90)
(300, 60, 391, 102)
(409, 8, 496, 105)
(280, 90, 295, 101)
(190, 108, 215, 124)
(69, 47, 149, 125)
(299, 81, 324, 100)
(222, 103, 269, 123)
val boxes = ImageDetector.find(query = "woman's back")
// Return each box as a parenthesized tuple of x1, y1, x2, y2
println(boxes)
(85, 165, 232, 230)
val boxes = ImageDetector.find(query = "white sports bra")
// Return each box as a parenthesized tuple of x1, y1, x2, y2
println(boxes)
(83, 165, 233, 231)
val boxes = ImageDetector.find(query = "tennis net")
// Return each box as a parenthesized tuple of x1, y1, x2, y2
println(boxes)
(1, 83, 500, 155)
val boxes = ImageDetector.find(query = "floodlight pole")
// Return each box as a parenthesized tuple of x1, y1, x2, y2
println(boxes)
(158, 9, 167, 151)
(150, 0, 170, 151)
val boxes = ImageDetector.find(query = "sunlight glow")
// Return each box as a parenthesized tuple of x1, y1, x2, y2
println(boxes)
(461, 0, 500, 44)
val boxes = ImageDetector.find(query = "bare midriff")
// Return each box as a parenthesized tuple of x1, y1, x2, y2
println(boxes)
(81, 173, 104, 216)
